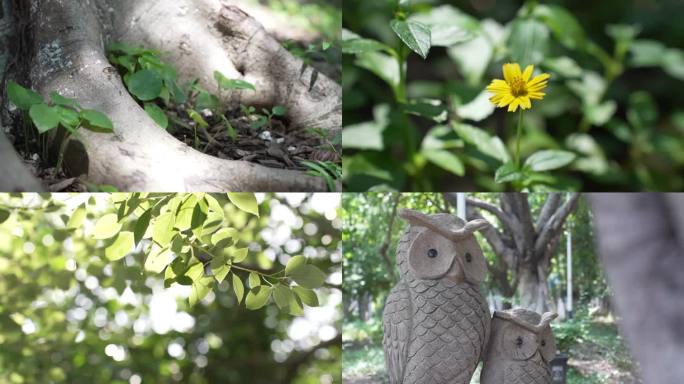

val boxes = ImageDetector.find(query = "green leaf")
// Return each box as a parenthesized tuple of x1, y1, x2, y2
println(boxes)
(213, 264, 230, 284)
(452, 123, 510, 163)
(627, 91, 658, 130)
(144, 103, 168, 129)
(248, 272, 261, 289)
(354, 52, 400, 90)
(54, 106, 80, 130)
(495, 163, 525, 183)
(292, 286, 319, 307)
(409, 5, 478, 47)
(447, 32, 494, 86)
(145, 245, 173, 273)
(273, 284, 294, 310)
(455, 90, 496, 122)
(232, 274, 245, 304)
(403, 99, 447, 123)
(204, 194, 225, 215)
(245, 286, 273, 310)
(105, 231, 134, 261)
(175, 195, 199, 231)
(285, 255, 307, 275)
(585, 100, 617, 126)
(80, 109, 114, 132)
(210, 228, 237, 248)
(66, 204, 86, 229)
(342, 35, 392, 54)
(342, 104, 389, 151)
(508, 18, 550, 65)
(195, 91, 219, 110)
(187, 108, 209, 128)
(0, 209, 10, 224)
(128, 69, 163, 101)
(423, 149, 464, 176)
(230, 247, 249, 263)
(272, 106, 286, 116)
(227, 193, 259, 216)
(189, 277, 213, 306)
(186, 263, 205, 281)
(289, 264, 326, 289)
(134, 209, 152, 245)
(390, 19, 431, 59)
(524, 150, 576, 172)
(213, 71, 256, 91)
(29, 104, 61, 133)
(49, 92, 80, 109)
(7, 81, 43, 110)
(534, 4, 586, 50)
(289, 295, 304, 316)
(93, 213, 122, 239)
(152, 212, 176, 247)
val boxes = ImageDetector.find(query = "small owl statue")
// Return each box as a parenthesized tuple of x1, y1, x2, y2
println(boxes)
(480, 309, 558, 384)
(383, 209, 491, 384)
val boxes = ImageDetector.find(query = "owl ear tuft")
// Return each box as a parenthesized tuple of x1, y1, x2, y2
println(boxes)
(399, 209, 490, 242)
(539, 312, 558, 328)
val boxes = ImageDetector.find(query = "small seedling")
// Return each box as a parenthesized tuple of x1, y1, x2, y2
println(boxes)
(251, 106, 286, 130)
(301, 160, 341, 191)
(7, 81, 113, 173)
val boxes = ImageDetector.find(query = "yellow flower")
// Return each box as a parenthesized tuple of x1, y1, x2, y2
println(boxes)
(486, 63, 550, 112)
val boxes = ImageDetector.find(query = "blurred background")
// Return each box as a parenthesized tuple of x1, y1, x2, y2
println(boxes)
(343, 0, 684, 191)
(0, 193, 341, 384)
(342, 193, 641, 383)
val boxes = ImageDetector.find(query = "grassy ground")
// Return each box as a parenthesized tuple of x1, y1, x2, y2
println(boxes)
(343, 315, 641, 384)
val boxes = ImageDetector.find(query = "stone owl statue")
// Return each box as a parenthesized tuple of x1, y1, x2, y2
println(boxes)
(480, 309, 558, 384)
(383, 209, 491, 384)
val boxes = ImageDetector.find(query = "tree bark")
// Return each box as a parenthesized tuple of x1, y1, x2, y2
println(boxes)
(11, 0, 341, 191)
(445, 193, 579, 311)
(589, 193, 684, 384)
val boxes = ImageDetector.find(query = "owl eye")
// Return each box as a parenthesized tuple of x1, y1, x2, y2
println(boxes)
(427, 248, 438, 258)
(515, 336, 523, 346)
(465, 252, 472, 262)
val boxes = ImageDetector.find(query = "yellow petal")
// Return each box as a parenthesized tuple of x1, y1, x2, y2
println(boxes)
(528, 73, 551, 87)
(507, 98, 520, 112)
(503, 63, 521, 83)
(520, 96, 532, 109)
(529, 92, 546, 100)
(498, 94, 515, 107)
(522, 65, 534, 81)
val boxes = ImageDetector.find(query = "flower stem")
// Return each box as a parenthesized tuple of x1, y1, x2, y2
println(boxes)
(516, 109, 524, 169)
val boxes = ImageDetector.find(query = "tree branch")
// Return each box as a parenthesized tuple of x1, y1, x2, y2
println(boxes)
(378, 194, 401, 282)
(466, 196, 516, 231)
(534, 193, 580, 259)
(536, 193, 562, 232)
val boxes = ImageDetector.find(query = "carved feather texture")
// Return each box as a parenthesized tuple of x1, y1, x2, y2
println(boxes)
(504, 359, 552, 384)
(383, 222, 491, 384)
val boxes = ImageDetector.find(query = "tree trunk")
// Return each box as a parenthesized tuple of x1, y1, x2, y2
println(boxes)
(445, 193, 579, 311)
(589, 193, 684, 384)
(517, 263, 550, 313)
(6, 0, 340, 191)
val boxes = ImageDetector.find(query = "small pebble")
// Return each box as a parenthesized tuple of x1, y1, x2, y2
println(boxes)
(288, 146, 296, 152)
(32, 153, 39, 161)
(258, 131, 272, 141)
(201, 108, 213, 118)
(276, 138, 285, 144)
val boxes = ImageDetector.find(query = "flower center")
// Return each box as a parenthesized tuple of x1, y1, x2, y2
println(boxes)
(510, 77, 528, 97)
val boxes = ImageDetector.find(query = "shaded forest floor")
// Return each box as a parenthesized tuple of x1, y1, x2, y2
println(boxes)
(342, 315, 641, 384)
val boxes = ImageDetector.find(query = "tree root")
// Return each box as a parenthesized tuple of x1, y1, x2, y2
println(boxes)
(26, 0, 340, 191)
(0, 130, 43, 191)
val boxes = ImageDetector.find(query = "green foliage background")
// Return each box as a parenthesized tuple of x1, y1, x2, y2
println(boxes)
(343, 0, 684, 191)
(0, 193, 341, 384)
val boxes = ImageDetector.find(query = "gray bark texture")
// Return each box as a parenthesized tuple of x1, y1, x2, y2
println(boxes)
(589, 193, 684, 384)
(15, 0, 341, 191)
(444, 193, 579, 312)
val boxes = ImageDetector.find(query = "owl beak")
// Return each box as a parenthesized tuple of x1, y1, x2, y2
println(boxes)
(444, 255, 465, 284)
